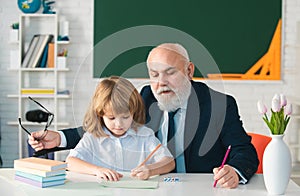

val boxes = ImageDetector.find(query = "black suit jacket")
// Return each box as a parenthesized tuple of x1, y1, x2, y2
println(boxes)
(140, 81, 258, 181)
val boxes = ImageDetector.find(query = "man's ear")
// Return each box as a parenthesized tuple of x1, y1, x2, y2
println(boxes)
(187, 62, 195, 80)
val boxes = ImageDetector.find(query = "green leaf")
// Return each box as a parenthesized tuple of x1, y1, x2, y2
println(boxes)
(284, 116, 290, 131)
(272, 112, 280, 134)
(263, 117, 273, 132)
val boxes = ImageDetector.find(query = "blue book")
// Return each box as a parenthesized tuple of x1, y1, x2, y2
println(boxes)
(14, 165, 66, 177)
(39, 44, 49, 68)
(15, 175, 65, 188)
(15, 170, 66, 182)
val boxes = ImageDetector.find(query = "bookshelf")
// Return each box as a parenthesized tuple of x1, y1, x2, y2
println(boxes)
(7, 14, 70, 159)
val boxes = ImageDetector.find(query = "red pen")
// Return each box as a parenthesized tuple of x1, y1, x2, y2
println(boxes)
(213, 145, 231, 188)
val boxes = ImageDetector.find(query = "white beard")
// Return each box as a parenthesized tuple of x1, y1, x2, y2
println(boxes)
(152, 79, 191, 112)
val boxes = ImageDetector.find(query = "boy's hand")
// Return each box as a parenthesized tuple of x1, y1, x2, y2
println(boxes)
(130, 165, 151, 180)
(95, 168, 123, 181)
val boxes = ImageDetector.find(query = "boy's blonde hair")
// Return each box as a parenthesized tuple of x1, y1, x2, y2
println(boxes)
(83, 76, 145, 137)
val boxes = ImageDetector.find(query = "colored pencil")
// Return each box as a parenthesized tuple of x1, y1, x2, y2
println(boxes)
(213, 145, 231, 187)
(138, 144, 162, 167)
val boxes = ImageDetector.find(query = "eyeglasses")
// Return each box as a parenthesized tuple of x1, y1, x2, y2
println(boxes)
(18, 96, 54, 141)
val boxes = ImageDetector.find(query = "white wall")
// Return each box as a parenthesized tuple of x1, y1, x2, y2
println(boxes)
(1, 0, 300, 167)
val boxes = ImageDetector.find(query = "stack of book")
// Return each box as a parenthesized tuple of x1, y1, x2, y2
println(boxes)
(14, 157, 67, 188)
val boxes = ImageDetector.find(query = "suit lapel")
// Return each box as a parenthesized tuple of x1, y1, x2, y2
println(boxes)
(183, 85, 200, 164)
(145, 101, 163, 136)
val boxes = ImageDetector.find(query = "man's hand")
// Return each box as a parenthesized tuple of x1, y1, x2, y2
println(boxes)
(213, 164, 239, 188)
(28, 130, 61, 151)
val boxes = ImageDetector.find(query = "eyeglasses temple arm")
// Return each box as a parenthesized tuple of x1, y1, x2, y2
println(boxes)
(18, 118, 31, 136)
(28, 96, 54, 115)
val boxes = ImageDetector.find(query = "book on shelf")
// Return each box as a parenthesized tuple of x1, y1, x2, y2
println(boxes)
(31, 34, 54, 68)
(21, 35, 40, 68)
(39, 43, 49, 68)
(15, 175, 65, 188)
(15, 170, 66, 182)
(21, 88, 55, 95)
(47, 42, 55, 68)
(14, 165, 66, 177)
(14, 157, 67, 171)
(27, 34, 54, 68)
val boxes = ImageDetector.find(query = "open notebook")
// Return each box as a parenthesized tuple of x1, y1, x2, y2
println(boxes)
(98, 172, 159, 189)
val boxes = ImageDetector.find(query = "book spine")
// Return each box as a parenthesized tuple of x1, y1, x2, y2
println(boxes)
(14, 166, 66, 177)
(15, 171, 66, 182)
(21, 35, 40, 68)
(14, 157, 67, 173)
(14, 161, 52, 171)
(47, 42, 55, 68)
(21, 89, 55, 94)
(27, 34, 44, 68)
(15, 175, 43, 187)
(28, 34, 54, 68)
(39, 44, 49, 68)
(15, 175, 65, 188)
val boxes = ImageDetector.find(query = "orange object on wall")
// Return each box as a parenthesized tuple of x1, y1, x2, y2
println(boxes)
(207, 19, 281, 80)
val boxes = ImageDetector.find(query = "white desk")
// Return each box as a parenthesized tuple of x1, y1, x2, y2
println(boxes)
(1, 169, 300, 196)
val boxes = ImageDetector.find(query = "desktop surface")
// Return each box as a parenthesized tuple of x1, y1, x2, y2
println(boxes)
(1, 168, 300, 196)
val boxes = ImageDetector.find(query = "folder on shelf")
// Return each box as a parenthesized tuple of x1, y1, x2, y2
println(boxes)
(21, 35, 40, 68)
(21, 88, 55, 95)
(47, 42, 55, 68)
(39, 44, 49, 68)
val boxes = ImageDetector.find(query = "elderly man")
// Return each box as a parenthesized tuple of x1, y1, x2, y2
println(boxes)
(29, 43, 258, 188)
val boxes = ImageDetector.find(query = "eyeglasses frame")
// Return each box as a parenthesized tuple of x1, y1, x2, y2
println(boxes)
(18, 96, 54, 141)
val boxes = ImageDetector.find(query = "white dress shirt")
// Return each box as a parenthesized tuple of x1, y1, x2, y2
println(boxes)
(67, 126, 173, 172)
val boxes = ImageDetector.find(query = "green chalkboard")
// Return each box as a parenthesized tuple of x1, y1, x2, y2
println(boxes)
(93, 0, 281, 78)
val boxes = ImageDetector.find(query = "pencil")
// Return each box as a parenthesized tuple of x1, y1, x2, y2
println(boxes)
(138, 143, 162, 167)
(213, 145, 231, 187)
